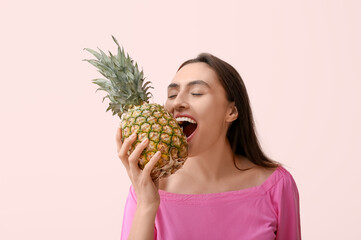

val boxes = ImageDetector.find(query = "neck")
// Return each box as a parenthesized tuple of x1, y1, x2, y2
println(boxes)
(182, 137, 238, 181)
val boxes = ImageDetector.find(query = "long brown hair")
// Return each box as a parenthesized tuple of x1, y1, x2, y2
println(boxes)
(178, 53, 280, 170)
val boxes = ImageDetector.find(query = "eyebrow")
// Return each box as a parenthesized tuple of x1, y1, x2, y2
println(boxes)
(167, 80, 210, 89)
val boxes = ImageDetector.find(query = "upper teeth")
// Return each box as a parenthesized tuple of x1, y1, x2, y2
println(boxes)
(176, 117, 197, 124)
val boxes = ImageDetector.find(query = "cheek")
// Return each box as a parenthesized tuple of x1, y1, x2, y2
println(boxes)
(201, 97, 228, 118)
(164, 99, 172, 112)
(198, 98, 228, 128)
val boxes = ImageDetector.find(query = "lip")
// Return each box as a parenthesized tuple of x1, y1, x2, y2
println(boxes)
(185, 127, 197, 142)
(174, 113, 198, 142)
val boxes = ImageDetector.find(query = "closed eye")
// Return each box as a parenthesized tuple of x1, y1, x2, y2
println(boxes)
(168, 93, 203, 99)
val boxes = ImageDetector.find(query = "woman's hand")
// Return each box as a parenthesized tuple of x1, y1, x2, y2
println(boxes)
(116, 127, 161, 210)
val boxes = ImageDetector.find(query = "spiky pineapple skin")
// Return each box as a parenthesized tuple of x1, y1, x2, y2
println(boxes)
(84, 36, 188, 180)
(120, 103, 188, 181)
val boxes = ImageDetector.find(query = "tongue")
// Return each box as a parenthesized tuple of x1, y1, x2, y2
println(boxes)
(184, 123, 197, 137)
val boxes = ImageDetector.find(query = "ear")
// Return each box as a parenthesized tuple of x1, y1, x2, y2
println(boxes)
(225, 102, 238, 123)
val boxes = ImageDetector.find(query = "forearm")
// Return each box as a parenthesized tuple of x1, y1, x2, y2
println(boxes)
(128, 204, 158, 240)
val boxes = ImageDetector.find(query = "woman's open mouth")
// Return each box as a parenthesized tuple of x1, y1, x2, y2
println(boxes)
(176, 116, 198, 141)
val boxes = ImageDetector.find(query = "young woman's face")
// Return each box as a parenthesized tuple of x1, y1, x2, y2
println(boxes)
(165, 62, 236, 156)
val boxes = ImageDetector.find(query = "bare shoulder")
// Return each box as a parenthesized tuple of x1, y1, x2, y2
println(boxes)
(235, 155, 279, 186)
(256, 166, 279, 182)
(158, 168, 192, 192)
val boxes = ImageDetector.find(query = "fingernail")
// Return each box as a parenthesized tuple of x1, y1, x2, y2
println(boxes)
(131, 133, 136, 138)
(142, 138, 149, 144)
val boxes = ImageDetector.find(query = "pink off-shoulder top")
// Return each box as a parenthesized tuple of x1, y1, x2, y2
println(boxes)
(121, 165, 301, 240)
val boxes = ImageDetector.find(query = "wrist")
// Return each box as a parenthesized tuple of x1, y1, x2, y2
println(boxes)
(136, 202, 159, 215)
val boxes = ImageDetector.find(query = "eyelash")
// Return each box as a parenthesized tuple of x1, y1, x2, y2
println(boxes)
(168, 93, 203, 99)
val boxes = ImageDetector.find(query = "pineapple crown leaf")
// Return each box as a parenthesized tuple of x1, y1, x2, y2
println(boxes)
(83, 35, 152, 116)
(83, 48, 102, 60)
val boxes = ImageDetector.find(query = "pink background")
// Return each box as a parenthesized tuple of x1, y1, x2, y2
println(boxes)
(1, 0, 360, 239)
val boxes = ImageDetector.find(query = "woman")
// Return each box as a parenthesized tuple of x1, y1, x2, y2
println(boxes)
(117, 53, 301, 240)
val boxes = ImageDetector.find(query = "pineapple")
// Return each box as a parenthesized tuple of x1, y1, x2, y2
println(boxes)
(83, 36, 188, 181)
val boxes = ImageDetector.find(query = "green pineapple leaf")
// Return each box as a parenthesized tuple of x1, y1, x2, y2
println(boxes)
(84, 35, 153, 116)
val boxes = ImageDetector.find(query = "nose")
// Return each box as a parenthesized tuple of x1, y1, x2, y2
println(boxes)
(173, 93, 190, 111)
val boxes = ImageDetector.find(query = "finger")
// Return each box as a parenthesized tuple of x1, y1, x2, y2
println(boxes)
(142, 151, 161, 177)
(128, 137, 149, 174)
(118, 133, 137, 168)
(115, 127, 122, 153)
